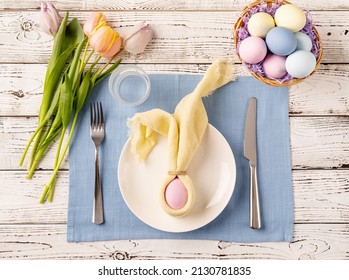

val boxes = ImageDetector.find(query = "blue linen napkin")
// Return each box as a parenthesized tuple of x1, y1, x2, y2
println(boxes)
(67, 74, 293, 242)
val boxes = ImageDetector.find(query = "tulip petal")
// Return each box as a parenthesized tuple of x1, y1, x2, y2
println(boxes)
(39, 1, 62, 36)
(83, 12, 106, 36)
(124, 25, 155, 54)
(89, 26, 110, 52)
(47, 2, 61, 22)
(118, 21, 147, 41)
(100, 37, 123, 58)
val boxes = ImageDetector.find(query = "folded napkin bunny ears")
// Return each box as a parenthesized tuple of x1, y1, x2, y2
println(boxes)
(128, 60, 236, 217)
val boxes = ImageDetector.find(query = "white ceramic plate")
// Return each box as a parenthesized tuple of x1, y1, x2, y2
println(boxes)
(118, 124, 236, 233)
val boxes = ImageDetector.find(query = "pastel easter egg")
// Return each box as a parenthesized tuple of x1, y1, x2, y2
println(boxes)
(165, 178, 188, 210)
(238, 36, 267, 64)
(266, 27, 297, 56)
(286, 50, 316, 78)
(263, 54, 287, 79)
(274, 4, 306, 32)
(247, 12, 275, 38)
(295, 32, 313, 51)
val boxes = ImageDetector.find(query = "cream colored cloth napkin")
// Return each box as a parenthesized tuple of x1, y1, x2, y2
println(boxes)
(128, 60, 236, 216)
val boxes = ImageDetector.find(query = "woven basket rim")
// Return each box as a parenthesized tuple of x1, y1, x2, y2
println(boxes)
(233, 0, 323, 87)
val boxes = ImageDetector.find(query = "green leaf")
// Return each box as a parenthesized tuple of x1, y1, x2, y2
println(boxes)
(45, 12, 69, 83)
(75, 70, 93, 113)
(38, 123, 62, 152)
(68, 38, 87, 91)
(62, 18, 85, 52)
(60, 74, 74, 128)
(39, 45, 75, 123)
(41, 16, 84, 122)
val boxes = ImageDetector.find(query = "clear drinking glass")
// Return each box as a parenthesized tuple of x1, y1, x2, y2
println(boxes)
(108, 65, 151, 106)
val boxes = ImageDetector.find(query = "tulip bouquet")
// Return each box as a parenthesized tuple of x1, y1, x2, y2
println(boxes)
(20, 2, 154, 203)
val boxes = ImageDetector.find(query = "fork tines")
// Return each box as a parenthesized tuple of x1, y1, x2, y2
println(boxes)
(90, 102, 104, 130)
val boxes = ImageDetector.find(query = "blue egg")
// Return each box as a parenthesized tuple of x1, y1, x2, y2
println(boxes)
(266, 27, 297, 56)
(295, 32, 312, 51)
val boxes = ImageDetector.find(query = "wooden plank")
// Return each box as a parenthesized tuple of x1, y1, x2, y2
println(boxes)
(0, 224, 348, 259)
(1, 116, 348, 170)
(290, 116, 349, 169)
(0, 11, 347, 63)
(1, 0, 348, 11)
(293, 170, 349, 223)
(288, 64, 349, 116)
(0, 170, 348, 224)
(0, 171, 68, 224)
(1, 63, 348, 116)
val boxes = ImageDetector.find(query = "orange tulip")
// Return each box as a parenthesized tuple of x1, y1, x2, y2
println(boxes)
(89, 26, 123, 58)
(83, 12, 106, 37)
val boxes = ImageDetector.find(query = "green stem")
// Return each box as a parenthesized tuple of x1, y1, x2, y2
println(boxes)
(88, 55, 102, 72)
(95, 56, 114, 77)
(19, 120, 48, 167)
(80, 40, 89, 71)
(27, 128, 43, 171)
(26, 143, 47, 179)
(81, 50, 94, 71)
(39, 184, 50, 204)
(27, 116, 62, 178)
(86, 50, 94, 62)
(44, 114, 78, 203)
(54, 127, 66, 168)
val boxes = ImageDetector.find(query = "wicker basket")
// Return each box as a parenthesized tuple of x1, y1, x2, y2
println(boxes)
(233, 0, 323, 86)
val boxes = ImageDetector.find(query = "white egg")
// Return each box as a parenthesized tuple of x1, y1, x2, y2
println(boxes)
(286, 50, 316, 78)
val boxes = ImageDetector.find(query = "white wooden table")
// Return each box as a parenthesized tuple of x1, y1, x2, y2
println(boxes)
(0, 0, 348, 260)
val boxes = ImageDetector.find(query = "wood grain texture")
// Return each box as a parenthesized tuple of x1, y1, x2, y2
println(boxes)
(0, 170, 348, 224)
(1, 64, 348, 116)
(0, 11, 347, 63)
(1, 116, 348, 170)
(0, 0, 348, 261)
(1, 0, 348, 11)
(0, 224, 348, 259)
(0, 171, 68, 224)
(290, 117, 349, 169)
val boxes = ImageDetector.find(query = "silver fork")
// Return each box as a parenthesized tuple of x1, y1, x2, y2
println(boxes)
(90, 102, 105, 224)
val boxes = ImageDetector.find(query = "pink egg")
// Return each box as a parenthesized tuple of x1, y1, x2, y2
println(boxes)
(239, 36, 267, 64)
(165, 178, 188, 210)
(262, 54, 287, 79)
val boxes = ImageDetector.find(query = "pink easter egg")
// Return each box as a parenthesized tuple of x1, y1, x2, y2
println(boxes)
(239, 36, 267, 64)
(165, 178, 188, 210)
(262, 54, 287, 79)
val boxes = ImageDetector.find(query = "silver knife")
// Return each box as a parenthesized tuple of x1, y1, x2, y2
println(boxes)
(244, 97, 261, 229)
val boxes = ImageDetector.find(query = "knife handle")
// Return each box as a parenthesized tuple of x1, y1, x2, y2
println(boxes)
(249, 164, 261, 229)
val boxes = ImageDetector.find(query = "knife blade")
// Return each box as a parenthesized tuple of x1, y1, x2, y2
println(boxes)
(244, 97, 261, 229)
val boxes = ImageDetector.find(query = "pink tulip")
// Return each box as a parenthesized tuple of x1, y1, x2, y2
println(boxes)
(89, 26, 123, 58)
(83, 12, 107, 37)
(39, 2, 62, 36)
(100, 37, 123, 58)
(122, 21, 155, 54)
